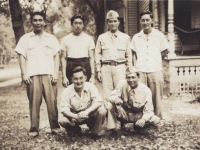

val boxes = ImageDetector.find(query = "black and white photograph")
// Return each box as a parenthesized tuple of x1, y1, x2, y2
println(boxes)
(1, 0, 200, 149)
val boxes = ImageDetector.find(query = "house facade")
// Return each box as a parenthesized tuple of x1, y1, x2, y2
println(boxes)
(105, 0, 200, 95)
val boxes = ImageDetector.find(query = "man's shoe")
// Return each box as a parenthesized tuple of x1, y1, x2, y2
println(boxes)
(109, 129, 118, 140)
(28, 131, 39, 137)
(52, 128, 61, 135)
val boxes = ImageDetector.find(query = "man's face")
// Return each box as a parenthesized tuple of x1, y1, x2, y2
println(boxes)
(72, 71, 86, 90)
(31, 15, 45, 33)
(72, 18, 84, 35)
(140, 14, 153, 31)
(107, 18, 120, 33)
(126, 73, 139, 89)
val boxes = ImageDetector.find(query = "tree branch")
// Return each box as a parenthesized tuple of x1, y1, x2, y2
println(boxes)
(83, 0, 99, 14)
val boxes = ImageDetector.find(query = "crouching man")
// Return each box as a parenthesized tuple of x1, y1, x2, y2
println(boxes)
(107, 67, 160, 138)
(59, 66, 107, 138)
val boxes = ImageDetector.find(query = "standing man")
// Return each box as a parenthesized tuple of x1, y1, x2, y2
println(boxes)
(95, 10, 132, 100)
(61, 14, 95, 87)
(15, 11, 60, 137)
(59, 66, 106, 138)
(107, 67, 160, 139)
(131, 11, 169, 118)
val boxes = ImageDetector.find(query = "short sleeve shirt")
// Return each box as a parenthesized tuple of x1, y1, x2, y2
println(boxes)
(132, 28, 169, 72)
(60, 82, 103, 113)
(15, 31, 61, 76)
(61, 32, 95, 58)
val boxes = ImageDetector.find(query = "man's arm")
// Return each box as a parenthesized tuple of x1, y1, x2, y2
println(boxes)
(51, 52, 60, 85)
(95, 37, 102, 82)
(18, 54, 32, 85)
(125, 38, 133, 67)
(89, 49, 95, 83)
(161, 49, 168, 59)
(60, 50, 69, 87)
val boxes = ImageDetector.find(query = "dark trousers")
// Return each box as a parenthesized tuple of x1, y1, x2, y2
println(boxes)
(66, 57, 91, 84)
(26, 75, 60, 132)
(59, 106, 107, 135)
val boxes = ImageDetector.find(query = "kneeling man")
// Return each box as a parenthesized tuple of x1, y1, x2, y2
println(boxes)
(107, 67, 160, 138)
(59, 66, 106, 137)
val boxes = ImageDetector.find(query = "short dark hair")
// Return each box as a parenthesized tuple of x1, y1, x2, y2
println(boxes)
(139, 11, 153, 19)
(72, 66, 87, 76)
(71, 14, 85, 25)
(30, 11, 46, 21)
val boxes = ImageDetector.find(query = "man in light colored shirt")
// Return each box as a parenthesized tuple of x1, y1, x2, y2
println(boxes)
(61, 14, 95, 87)
(95, 10, 132, 100)
(59, 66, 107, 138)
(107, 67, 160, 139)
(15, 11, 60, 137)
(131, 11, 169, 119)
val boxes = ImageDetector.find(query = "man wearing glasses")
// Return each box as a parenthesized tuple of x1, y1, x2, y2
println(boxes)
(61, 14, 96, 87)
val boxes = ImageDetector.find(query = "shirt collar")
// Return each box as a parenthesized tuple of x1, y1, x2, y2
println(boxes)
(109, 30, 119, 37)
(138, 28, 157, 38)
(30, 31, 49, 37)
(127, 82, 142, 93)
(69, 82, 89, 97)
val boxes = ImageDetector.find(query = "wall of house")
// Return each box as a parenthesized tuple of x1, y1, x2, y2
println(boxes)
(127, 0, 138, 37)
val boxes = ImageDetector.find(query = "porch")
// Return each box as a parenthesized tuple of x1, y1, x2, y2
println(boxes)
(106, 0, 200, 96)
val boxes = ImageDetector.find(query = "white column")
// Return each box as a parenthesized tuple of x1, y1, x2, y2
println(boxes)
(167, 0, 176, 59)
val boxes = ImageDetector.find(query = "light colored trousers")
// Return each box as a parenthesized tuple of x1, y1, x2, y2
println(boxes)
(106, 102, 160, 129)
(139, 71, 164, 118)
(59, 106, 107, 135)
(26, 75, 60, 132)
(101, 64, 126, 100)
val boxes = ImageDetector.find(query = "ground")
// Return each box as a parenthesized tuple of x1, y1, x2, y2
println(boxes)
(1, 79, 200, 150)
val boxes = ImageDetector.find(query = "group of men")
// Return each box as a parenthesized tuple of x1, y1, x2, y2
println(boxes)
(15, 9, 169, 139)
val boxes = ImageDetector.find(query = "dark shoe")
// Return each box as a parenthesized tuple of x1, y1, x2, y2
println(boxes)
(109, 129, 118, 140)
(121, 122, 125, 130)
(67, 125, 81, 136)
(28, 131, 39, 138)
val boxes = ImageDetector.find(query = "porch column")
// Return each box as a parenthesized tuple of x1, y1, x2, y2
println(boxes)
(167, 0, 176, 59)
(153, 0, 159, 29)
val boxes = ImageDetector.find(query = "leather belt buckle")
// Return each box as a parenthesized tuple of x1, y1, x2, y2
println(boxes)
(110, 61, 117, 66)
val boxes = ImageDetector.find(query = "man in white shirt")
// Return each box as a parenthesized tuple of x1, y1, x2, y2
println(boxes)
(59, 66, 106, 138)
(131, 11, 169, 119)
(61, 14, 95, 87)
(15, 11, 61, 137)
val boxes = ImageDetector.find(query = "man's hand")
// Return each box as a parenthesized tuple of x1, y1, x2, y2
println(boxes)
(135, 118, 145, 127)
(51, 73, 58, 85)
(97, 72, 102, 83)
(62, 77, 69, 88)
(78, 111, 89, 119)
(109, 97, 123, 105)
(89, 75, 96, 84)
(116, 105, 128, 122)
(22, 74, 32, 85)
(73, 114, 82, 123)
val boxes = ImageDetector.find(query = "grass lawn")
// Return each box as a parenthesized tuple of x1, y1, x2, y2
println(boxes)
(1, 80, 200, 150)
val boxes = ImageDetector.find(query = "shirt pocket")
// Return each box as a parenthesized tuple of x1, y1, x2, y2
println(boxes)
(44, 44, 53, 56)
(27, 46, 35, 57)
(101, 45, 111, 59)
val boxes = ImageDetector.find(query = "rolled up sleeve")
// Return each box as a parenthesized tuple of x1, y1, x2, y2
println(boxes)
(60, 89, 71, 113)
(90, 83, 103, 104)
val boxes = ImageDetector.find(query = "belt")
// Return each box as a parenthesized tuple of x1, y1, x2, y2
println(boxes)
(67, 57, 88, 62)
(102, 61, 125, 66)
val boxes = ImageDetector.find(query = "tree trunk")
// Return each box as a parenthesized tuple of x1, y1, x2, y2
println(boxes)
(9, 0, 25, 44)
